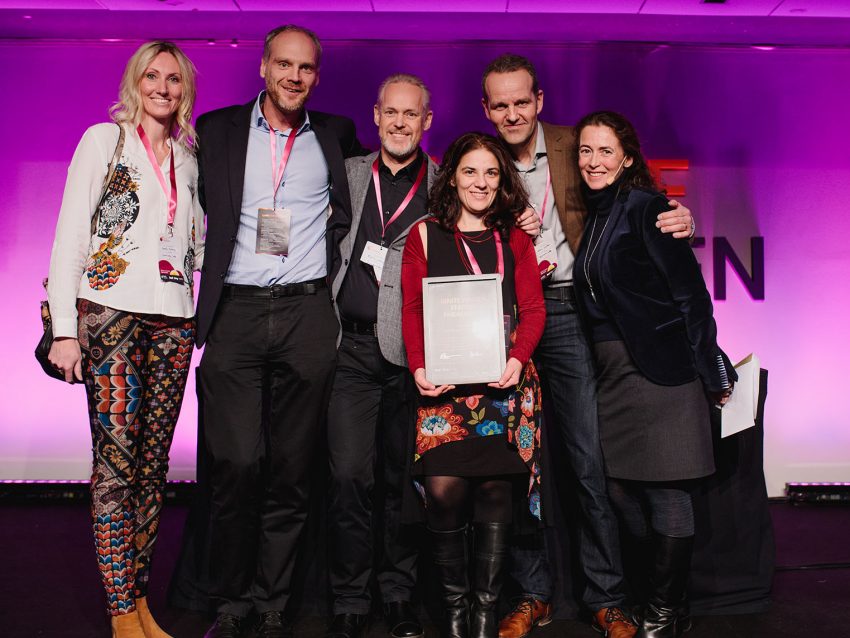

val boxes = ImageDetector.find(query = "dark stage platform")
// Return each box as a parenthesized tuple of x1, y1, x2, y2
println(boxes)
(0, 501, 847, 638)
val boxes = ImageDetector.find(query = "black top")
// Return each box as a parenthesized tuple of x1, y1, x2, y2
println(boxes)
(337, 151, 428, 324)
(574, 182, 623, 343)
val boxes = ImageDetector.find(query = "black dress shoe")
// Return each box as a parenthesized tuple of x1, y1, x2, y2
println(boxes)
(257, 611, 292, 638)
(384, 602, 424, 638)
(204, 613, 243, 638)
(325, 613, 368, 638)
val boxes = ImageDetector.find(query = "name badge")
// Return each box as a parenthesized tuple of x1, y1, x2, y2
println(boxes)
(534, 229, 558, 279)
(159, 232, 185, 284)
(361, 240, 388, 283)
(256, 207, 292, 256)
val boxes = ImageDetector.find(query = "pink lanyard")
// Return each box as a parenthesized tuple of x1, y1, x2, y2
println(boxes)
(137, 125, 177, 226)
(371, 157, 427, 240)
(269, 124, 298, 203)
(536, 165, 552, 223)
(455, 229, 504, 279)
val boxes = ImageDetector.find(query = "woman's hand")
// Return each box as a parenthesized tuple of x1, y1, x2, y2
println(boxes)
(516, 207, 541, 237)
(488, 357, 523, 389)
(414, 368, 455, 397)
(48, 337, 83, 384)
(711, 384, 734, 407)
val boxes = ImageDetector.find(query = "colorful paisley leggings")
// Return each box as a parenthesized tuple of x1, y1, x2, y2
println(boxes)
(77, 300, 195, 615)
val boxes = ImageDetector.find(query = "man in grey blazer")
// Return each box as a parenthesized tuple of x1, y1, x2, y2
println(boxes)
(325, 73, 438, 638)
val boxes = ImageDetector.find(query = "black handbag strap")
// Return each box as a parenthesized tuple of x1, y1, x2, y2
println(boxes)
(89, 123, 126, 237)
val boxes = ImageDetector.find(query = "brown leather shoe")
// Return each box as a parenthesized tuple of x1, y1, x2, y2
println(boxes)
(498, 597, 552, 638)
(592, 607, 637, 638)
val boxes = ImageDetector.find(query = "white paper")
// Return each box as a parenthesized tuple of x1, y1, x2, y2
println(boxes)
(720, 353, 760, 438)
(534, 229, 558, 278)
(361, 241, 388, 283)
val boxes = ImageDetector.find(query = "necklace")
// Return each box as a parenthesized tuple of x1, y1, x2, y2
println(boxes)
(460, 228, 493, 243)
(583, 213, 612, 304)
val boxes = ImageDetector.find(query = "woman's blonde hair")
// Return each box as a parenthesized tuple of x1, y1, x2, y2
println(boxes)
(109, 41, 197, 150)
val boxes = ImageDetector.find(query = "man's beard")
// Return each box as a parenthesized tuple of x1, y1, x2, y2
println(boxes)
(266, 78, 308, 114)
(381, 133, 418, 163)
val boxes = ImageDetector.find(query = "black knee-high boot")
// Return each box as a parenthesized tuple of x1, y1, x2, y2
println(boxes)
(470, 523, 508, 638)
(636, 534, 694, 638)
(623, 534, 654, 607)
(430, 527, 470, 638)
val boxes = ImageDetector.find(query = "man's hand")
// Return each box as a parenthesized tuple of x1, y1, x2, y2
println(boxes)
(414, 368, 455, 397)
(48, 337, 83, 384)
(516, 207, 541, 238)
(656, 200, 695, 239)
(488, 357, 522, 389)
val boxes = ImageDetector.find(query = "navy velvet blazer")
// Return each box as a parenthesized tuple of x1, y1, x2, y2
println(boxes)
(575, 187, 736, 393)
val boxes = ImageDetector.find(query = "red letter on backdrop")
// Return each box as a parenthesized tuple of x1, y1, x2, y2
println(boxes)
(647, 159, 688, 198)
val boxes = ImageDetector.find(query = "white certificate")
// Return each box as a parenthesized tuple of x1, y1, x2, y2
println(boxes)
(422, 273, 506, 385)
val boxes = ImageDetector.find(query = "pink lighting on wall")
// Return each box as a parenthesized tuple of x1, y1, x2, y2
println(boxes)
(0, 36, 848, 498)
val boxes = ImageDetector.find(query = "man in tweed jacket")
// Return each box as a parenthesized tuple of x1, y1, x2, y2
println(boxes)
(325, 74, 438, 638)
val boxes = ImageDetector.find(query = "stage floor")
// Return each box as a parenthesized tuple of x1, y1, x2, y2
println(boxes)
(1, 501, 847, 638)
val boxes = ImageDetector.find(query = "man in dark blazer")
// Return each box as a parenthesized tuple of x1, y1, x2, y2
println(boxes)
(325, 74, 438, 638)
(195, 25, 366, 638)
(480, 54, 695, 638)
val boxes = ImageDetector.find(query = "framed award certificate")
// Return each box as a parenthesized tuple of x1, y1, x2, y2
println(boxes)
(422, 273, 506, 385)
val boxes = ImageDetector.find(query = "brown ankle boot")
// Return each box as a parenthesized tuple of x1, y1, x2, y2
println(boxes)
(111, 611, 147, 638)
(135, 597, 174, 638)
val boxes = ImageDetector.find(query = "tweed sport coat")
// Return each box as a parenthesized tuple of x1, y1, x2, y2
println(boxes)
(331, 151, 439, 367)
(539, 120, 588, 254)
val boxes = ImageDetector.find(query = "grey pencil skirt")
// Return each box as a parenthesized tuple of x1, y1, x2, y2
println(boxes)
(593, 339, 715, 482)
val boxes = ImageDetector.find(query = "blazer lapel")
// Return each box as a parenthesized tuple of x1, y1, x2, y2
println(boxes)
(350, 153, 377, 235)
(227, 102, 253, 227)
(542, 121, 585, 254)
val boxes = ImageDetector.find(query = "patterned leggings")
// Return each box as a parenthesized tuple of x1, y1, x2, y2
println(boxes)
(77, 300, 195, 615)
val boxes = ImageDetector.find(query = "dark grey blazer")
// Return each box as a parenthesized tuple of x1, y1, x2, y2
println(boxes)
(331, 151, 439, 367)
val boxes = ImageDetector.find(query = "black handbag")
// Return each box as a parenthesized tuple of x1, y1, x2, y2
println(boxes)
(36, 125, 126, 382)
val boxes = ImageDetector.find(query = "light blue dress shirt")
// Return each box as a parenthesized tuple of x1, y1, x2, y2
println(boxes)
(514, 123, 574, 284)
(225, 93, 330, 286)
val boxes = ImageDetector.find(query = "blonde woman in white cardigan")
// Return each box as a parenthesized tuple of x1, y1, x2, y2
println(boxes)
(47, 41, 204, 638)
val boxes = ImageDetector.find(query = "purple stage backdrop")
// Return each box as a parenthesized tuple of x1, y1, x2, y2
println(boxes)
(2, 39, 849, 496)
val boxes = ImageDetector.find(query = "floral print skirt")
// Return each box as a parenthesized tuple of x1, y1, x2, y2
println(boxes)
(413, 359, 543, 519)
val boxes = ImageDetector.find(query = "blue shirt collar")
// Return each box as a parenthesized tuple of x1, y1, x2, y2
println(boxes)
(252, 91, 312, 134)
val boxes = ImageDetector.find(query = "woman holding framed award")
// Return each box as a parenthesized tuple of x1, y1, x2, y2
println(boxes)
(401, 132, 545, 638)
(572, 111, 735, 638)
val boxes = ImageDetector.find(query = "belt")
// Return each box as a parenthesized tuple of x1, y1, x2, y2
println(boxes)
(341, 318, 378, 337)
(542, 284, 575, 302)
(222, 279, 326, 299)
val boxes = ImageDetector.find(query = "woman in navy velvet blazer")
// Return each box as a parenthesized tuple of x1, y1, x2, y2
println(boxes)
(572, 111, 735, 638)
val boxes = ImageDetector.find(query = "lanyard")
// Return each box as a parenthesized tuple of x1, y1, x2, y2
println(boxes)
(536, 165, 552, 223)
(371, 157, 427, 240)
(455, 228, 504, 279)
(137, 125, 177, 226)
(269, 124, 298, 203)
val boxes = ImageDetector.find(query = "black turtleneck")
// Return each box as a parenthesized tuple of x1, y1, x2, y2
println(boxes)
(575, 181, 624, 343)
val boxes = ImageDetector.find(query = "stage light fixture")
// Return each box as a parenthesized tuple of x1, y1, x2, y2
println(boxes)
(786, 482, 850, 503)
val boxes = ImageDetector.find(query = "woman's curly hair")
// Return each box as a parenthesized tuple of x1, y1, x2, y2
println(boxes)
(427, 132, 529, 237)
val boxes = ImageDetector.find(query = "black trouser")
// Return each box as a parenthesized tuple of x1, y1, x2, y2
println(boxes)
(326, 331, 419, 615)
(199, 287, 338, 617)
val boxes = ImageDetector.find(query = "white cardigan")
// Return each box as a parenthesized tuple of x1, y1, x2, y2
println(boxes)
(48, 123, 205, 338)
